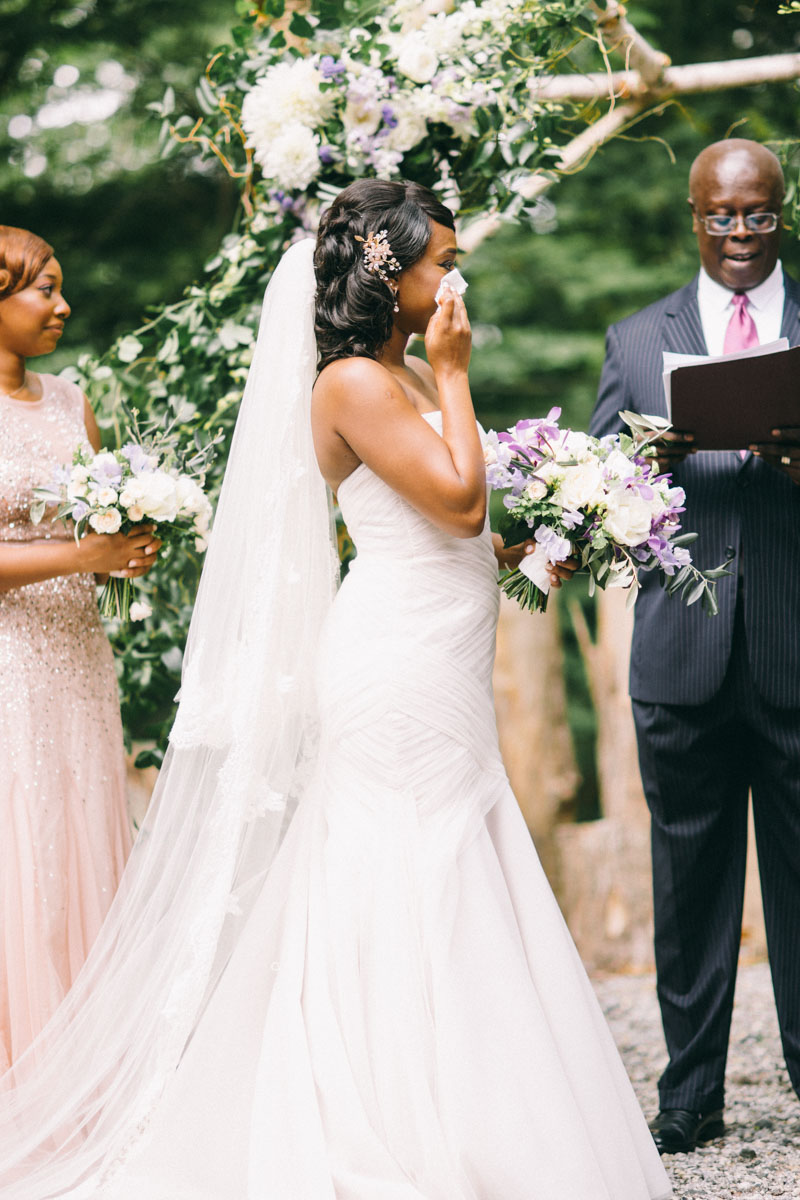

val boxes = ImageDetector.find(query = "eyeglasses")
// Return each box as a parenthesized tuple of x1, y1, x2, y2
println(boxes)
(700, 212, 780, 236)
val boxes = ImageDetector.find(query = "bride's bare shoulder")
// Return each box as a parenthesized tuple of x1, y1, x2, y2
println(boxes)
(315, 356, 389, 393)
(314, 357, 406, 417)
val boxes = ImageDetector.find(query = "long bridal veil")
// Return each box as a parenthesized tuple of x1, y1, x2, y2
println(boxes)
(0, 238, 338, 1197)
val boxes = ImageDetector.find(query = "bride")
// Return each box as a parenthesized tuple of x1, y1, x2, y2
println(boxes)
(0, 179, 672, 1199)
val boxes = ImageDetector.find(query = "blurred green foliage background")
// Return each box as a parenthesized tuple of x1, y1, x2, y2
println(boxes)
(2, 0, 799, 804)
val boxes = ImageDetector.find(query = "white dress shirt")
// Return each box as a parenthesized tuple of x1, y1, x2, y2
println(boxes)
(697, 262, 785, 356)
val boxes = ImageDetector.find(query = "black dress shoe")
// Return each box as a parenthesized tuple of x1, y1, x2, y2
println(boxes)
(648, 1108, 725, 1154)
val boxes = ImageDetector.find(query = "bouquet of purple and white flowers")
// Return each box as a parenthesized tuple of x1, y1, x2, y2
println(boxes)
(32, 407, 218, 621)
(484, 408, 732, 615)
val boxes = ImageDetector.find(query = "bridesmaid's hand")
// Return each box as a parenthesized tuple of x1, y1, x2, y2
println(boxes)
(77, 525, 162, 578)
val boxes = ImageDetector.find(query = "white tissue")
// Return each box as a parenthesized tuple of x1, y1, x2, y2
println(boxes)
(435, 267, 468, 306)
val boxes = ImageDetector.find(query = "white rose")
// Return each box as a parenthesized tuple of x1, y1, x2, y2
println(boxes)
(127, 504, 145, 522)
(396, 35, 439, 83)
(342, 97, 382, 138)
(384, 109, 428, 153)
(129, 601, 153, 621)
(96, 486, 118, 507)
(119, 488, 136, 508)
(524, 478, 548, 501)
(603, 489, 653, 546)
(126, 470, 179, 523)
(193, 503, 212, 535)
(538, 460, 564, 486)
(603, 449, 637, 480)
(70, 465, 90, 484)
(92, 451, 118, 474)
(175, 475, 207, 516)
(555, 461, 605, 511)
(560, 431, 593, 461)
(88, 508, 122, 534)
(67, 480, 88, 500)
(258, 123, 321, 191)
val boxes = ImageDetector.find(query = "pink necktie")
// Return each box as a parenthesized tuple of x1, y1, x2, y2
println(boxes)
(723, 292, 759, 354)
(724, 293, 759, 460)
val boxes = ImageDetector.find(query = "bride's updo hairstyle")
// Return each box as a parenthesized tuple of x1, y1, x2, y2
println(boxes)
(0, 225, 54, 301)
(314, 178, 455, 371)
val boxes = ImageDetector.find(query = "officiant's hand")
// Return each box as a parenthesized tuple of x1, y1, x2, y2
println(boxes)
(750, 428, 800, 485)
(652, 431, 696, 476)
(545, 554, 579, 588)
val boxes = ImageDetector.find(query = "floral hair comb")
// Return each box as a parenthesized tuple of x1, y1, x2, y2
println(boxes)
(354, 229, 401, 281)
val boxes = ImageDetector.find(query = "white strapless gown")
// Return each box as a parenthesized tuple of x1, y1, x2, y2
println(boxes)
(104, 413, 671, 1200)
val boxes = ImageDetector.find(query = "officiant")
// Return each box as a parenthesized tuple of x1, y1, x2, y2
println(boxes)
(590, 138, 800, 1155)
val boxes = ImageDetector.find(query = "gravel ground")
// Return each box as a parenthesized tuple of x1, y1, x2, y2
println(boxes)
(594, 962, 800, 1199)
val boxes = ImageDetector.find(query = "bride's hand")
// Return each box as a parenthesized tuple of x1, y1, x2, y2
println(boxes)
(493, 536, 532, 570)
(424, 290, 471, 381)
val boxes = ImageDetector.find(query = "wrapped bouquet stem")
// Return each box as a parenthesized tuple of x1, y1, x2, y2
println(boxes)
(484, 408, 733, 615)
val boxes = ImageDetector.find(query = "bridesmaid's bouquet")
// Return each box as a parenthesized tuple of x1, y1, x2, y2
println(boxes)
(31, 408, 217, 621)
(485, 409, 732, 615)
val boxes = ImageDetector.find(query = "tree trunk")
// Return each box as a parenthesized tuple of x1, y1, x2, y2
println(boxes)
(492, 591, 578, 891)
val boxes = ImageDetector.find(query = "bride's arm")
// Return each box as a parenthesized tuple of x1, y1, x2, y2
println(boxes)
(313, 293, 486, 539)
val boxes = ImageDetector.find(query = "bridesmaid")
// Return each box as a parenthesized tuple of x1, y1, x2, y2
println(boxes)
(0, 226, 160, 1070)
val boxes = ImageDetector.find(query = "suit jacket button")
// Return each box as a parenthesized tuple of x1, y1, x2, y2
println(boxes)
(725, 546, 735, 556)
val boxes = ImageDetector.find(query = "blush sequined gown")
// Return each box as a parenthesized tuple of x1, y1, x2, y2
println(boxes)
(99, 411, 671, 1200)
(0, 373, 131, 1072)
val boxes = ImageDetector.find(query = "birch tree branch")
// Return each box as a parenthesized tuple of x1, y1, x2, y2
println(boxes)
(590, 0, 671, 86)
(459, 102, 641, 251)
(458, 1, 800, 255)
(530, 52, 800, 103)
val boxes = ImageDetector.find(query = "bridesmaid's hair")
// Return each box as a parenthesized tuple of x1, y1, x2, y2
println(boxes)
(0, 226, 54, 301)
(314, 179, 455, 372)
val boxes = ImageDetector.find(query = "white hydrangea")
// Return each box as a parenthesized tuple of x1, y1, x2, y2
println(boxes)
(257, 123, 322, 191)
(241, 59, 333, 148)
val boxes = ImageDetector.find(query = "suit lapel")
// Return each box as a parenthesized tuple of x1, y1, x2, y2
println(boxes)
(662, 277, 748, 467)
(780, 270, 800, 346)
(663, 278, 707, 356)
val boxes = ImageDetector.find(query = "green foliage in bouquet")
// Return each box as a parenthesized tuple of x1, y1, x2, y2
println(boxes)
(65, 0, 597, 763)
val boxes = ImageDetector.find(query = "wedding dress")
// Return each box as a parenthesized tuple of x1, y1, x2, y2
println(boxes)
(0, 240, 671, 1199)
(96, 411, 670, 1200)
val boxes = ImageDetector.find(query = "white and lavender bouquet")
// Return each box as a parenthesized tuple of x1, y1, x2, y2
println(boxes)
(485, 408, 732, 615)
(32, 408, 217, 621)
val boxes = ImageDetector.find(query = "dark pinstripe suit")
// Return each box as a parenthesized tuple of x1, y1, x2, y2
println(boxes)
(591, 269, 800, 1112)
